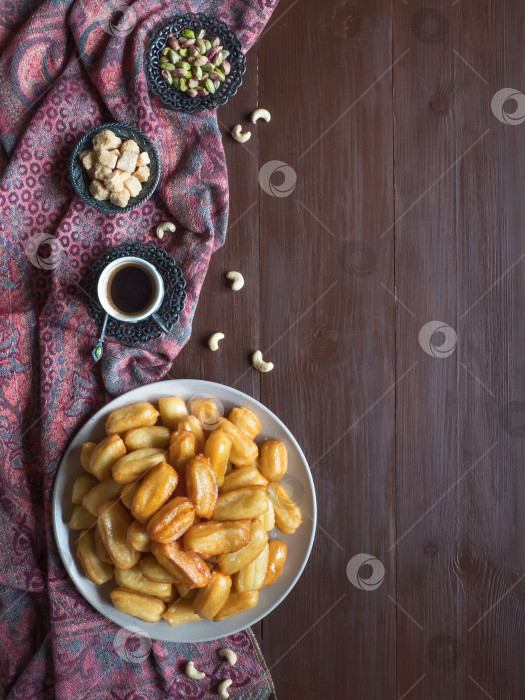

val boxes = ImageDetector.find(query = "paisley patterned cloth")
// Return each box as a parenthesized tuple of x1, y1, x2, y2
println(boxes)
(0, 0, 278, 697)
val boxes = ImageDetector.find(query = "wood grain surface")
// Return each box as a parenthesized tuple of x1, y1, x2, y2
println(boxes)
(170, 0, 525, 697)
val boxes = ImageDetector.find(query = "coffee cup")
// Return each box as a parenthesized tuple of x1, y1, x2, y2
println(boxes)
(97, 257, 169, 331)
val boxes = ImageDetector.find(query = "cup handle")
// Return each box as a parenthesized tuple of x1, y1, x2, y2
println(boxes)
(152, 313, 171, 334)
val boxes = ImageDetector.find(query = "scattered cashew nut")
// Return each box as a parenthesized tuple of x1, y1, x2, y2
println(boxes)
(251, 108, 271, 124)
(225, 271, 244, 291)
(218, 648, 237, 666)
(252, 350, 274, 372)
(232, 124, 251, 143)
(218, 679, 233, 698)
(185, 661, 205, 680)
(156, 221, 176, 240)
(208, 332, 225, 351)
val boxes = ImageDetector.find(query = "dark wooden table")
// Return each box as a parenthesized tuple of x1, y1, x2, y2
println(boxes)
(171, 1, 525, 697)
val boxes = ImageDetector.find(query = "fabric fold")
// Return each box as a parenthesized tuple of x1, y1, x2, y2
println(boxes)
(0, 0, 279, 697)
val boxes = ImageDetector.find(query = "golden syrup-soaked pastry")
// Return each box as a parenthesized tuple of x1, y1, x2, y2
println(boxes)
(259, 440, 288, 481)
(147, 496, 195, 544)
(131, 461, 178, 523)
(217, 418, 258, 467)
(105, 401, 159, 435)
(267, 482, 302, 535)
(212, 486, 269, 521)
(203, 430, 231, 487)
(193, 571, 232, 620)
(228, 407, 261, 439)
(183, 520, 251, 558)
(151, 540, 211, 588)
(218, 519, 268, 575)
(97, 500, 140, 570)
(233, 543, 269, 593)
(263, 540, 287, 587)
(185, 455, 218, 519)
(219, 466, 267, 494)
(77, 529, 113, 584)
(214, 591, 258, 622)
(112, 448, 166, 484)
(110, 587, 165, 622)
(88, 434, 127, 481)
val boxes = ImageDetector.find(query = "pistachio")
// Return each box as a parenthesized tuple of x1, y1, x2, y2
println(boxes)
(161, 69, 173, 85)
(161, 27, 230, 98)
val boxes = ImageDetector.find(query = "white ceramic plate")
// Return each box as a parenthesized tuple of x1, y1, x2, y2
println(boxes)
(52, 379, 316, 642)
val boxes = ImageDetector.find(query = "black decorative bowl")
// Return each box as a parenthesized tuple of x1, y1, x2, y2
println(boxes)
(146, 13, 246, 113)
(70, 122, 161, 214)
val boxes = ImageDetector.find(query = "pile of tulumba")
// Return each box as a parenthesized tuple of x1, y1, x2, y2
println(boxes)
(69, 396, 302, 625)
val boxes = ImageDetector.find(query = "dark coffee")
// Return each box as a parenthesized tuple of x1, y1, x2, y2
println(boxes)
(107, 263, 156, 316)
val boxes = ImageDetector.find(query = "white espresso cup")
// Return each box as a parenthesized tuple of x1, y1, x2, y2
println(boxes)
(97, 257, 167, 330)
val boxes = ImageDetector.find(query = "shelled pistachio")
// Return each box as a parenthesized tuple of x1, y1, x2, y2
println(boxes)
(159, 27, 231, 97)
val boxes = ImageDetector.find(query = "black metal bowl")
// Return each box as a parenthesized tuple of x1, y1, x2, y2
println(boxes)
(146, 13, 246, 113)
(69, 122, 161, 214)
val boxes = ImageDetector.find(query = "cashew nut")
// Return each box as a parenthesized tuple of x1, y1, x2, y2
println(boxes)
(232, 124, 251, 143)
(252, 350, 274, 372)
(185, 661, 205, 680)
(208, 332, 225, 351)
(218, 648, 237, 666)
(218, 679, 233, 698)
(156, 221, 176, 239)
(225, 271, 244, 291)
(251, 108, 271, 124)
